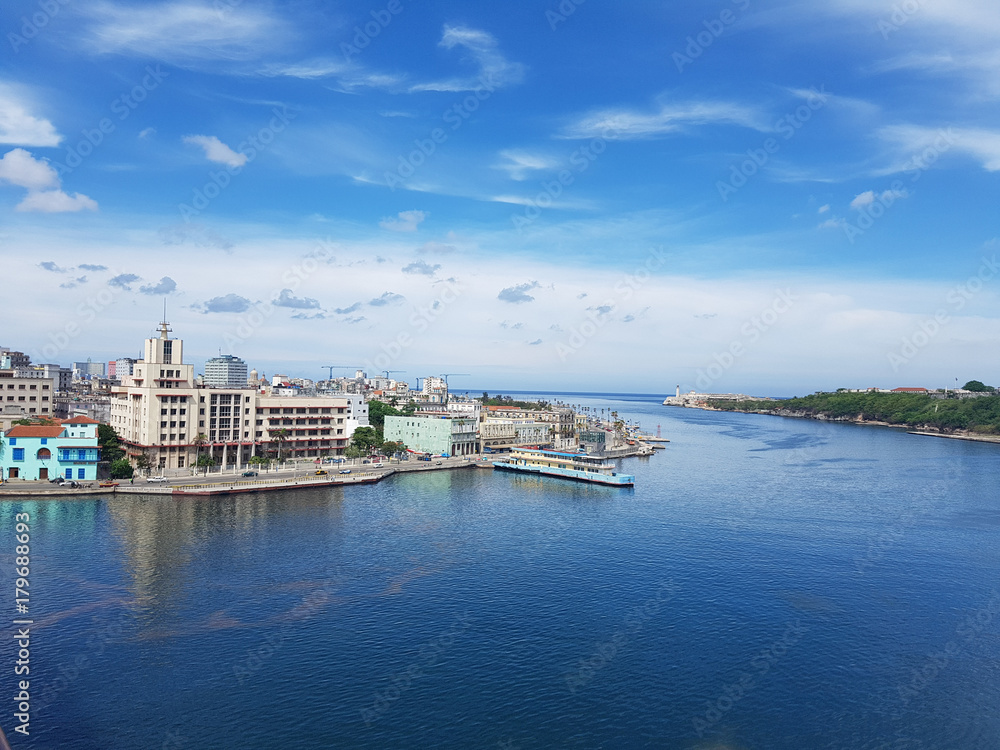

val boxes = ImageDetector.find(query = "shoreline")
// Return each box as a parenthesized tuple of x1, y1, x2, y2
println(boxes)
(676, 404, 1000, 445)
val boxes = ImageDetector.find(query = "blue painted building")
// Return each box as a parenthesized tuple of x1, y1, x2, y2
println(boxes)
(0, 416, 101, 482)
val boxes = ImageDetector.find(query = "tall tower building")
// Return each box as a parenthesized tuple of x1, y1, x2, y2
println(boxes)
(204, 355, 249, 388)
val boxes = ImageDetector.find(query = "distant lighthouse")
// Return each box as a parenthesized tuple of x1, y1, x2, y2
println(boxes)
(676, 384, 681, 398)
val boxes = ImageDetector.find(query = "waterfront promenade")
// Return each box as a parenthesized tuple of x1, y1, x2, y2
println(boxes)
(0, 455, 490, 498)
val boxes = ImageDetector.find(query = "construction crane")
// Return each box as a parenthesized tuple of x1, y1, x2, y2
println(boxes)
(439, 373, 470, 387)
(381, 370, 404, 379)
(322, 365, 357, 380)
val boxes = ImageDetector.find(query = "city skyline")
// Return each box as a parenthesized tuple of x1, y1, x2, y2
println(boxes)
(2, 0, 998, 393)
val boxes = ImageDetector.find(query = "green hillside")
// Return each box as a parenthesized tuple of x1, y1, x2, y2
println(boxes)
(708, 392, 1000, 435)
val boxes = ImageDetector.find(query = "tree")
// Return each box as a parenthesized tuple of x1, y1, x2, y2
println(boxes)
(249, 455, 270, 472)
(98, 424, 125, 464)
(196, 454, 216, 476)
(351, 426, 380, 454)
(192, 433, 208, 464)
(109, 458, 134, 479)
(401, 400, 417, 416)
(344, 445, 362, 459)
(963, 380, 994, 393)
(381, 440, 406, 456)
(269, 428, 290, 463)
(135, 450, 155, 476)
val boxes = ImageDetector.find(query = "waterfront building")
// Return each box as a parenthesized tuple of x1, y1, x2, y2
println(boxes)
(111, 322, 368, 471)
(0, 369, 55, 431)
(384, 414, 478, 456)
(204, 354, 249, 388)
(0, 415, 100, 482)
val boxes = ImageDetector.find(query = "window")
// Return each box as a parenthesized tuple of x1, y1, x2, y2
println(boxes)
(78, 449, 87, 461)
(77, 469, 85, 479)
(40, 438, 47, 444)
(65, 469, 72, 479)
(177, 456, 185, 468)
(12, 448, 24, 461)
(161, 409, 168, 415)
(62, 450, 71, 461)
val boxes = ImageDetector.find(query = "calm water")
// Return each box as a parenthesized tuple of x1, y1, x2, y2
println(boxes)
(2, 394, 999, 749)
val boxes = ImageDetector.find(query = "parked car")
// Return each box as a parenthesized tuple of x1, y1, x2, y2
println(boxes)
(49, 476, 65, 484)
(242, 471, 258, 477)
(362, 459, 371, 464)
(146, 476, 168, 483)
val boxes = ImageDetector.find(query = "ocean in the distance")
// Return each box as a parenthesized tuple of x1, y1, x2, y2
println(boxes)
(1, 393, 999, 749)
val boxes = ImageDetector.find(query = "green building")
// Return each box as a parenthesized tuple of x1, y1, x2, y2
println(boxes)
(384, 415, 478, 456)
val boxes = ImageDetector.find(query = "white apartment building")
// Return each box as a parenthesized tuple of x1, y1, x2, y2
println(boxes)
(110, 322, 369, 471)
(204, 354, 248, 388)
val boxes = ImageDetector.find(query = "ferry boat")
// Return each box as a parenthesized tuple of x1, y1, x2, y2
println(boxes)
(492, 448, 635, 487)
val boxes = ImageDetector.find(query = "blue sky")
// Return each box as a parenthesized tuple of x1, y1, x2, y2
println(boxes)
(1, 0, 998, 394)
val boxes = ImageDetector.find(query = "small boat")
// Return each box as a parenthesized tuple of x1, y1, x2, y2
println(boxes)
(492, 448, 634, 487)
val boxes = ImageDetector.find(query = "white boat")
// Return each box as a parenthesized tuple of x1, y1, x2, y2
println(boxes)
(492, 448, 634, 487)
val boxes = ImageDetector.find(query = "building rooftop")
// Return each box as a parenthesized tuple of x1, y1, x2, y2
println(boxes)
(6, 425, 65, 438)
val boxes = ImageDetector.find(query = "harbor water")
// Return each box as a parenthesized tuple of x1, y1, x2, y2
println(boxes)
(1, 393, 998, 749)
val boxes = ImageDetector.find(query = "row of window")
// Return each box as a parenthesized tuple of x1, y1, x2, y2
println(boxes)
(9, 448, 94, 461)
(4, 395, 48, 401)
(5, 383, 49, 389)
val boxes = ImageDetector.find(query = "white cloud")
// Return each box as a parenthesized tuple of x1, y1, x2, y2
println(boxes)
(1, 148, 98, 212)
(17, 190, 98, 213)
(379, 210, 427, 232)
(409, 25, 526, 93)
(562, 99, 766, 140)
(818, 204, 830, 214)
(850, 191, 875, 210)
(81, 1, 293, 64)
(138, 127, 156, 139)
(0, 148, 60, 190)
(182, 135, 247, 168)
(0, 85, 62, 147)
(495, 150, 560, 180)
(882, 125, 1000, 173)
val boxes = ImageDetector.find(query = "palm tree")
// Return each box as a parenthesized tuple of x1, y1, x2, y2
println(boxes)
(192, 433, 208, 472)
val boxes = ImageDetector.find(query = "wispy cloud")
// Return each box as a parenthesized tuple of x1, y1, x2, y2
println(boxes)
(201, 294, 252, 313)
(108, 273, 141, 290)
(369, 292, 404, 307)
(402, 260, 441, 276)
(562, 98, 766, 140)
(81, 1, 293, 65)
(498, 281, 540, 304)
(273, 289, 321, 309)
(139, 277, 177, 295)
(182, 135, 247, 168)
(494, 150, 560, 180)
(380, 210, 427, 232)
(408, 25, 526, 93)
(39, 261, 66, 273)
